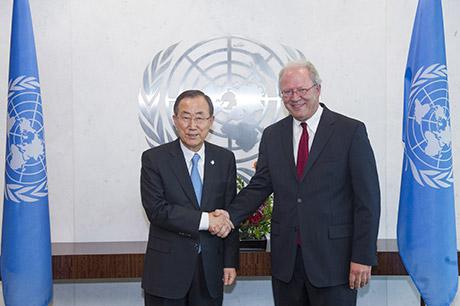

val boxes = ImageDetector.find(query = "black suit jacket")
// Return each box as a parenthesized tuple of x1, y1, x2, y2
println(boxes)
(140, 139, 239, 299)
(228, 104, 380, 287)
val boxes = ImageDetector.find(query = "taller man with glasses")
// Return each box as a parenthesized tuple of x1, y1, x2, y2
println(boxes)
(141, 90, 239, 306)
(215, 60, 380, 306)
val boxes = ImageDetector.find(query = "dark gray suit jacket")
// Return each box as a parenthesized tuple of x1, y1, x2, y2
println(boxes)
(141, 139, 239, 299)
(228, 104, 380, 287)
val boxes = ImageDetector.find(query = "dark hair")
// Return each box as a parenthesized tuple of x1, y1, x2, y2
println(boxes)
(173, 90, 214, 116)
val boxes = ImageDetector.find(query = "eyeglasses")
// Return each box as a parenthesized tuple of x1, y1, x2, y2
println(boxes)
(177, 115, 212, 125)
(280, 84, 316, 98)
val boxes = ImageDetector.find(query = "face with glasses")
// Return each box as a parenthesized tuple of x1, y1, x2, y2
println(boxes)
(173, 96, 215, 152)
(280, 67, 321, 122)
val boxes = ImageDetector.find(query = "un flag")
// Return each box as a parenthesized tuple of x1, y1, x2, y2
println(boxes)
(1, 0, 53, 305)
(397, 0, 458, 306)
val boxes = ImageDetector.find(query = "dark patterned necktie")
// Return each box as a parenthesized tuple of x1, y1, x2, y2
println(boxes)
(296, 123, 308, 246)
(297, 122, 309, 180)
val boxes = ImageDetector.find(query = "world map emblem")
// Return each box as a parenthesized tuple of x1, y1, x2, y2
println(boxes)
(139, 35, 305, 181)
(5, 76, 48, 203)
(405, 64, 453, 188)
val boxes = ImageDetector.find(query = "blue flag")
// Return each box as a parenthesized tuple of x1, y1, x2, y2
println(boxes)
(397, 0, 458, 305)
(1, 0, 53, 305)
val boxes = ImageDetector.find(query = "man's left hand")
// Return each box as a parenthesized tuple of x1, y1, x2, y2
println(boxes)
(349, 262, 371, 290)
(223, 268, 237, 285)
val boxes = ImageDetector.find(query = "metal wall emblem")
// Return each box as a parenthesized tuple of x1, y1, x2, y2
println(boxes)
(139, 35, 305, 181)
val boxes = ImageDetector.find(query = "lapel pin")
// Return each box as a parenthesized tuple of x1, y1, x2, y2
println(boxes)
(210, 160, 215, 165)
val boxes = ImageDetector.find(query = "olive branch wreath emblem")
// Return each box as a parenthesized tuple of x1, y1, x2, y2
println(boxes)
(138, 43, 179, 148)
(5, 76, 49, 203)
(405, 64, 453, 189)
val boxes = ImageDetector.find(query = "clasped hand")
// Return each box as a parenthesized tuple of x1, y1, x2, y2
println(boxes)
(209, 209, 233, 238)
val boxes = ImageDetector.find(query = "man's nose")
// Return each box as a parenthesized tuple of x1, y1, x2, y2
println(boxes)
(188, 120, 198, 128)
(291, 92, 302, 100)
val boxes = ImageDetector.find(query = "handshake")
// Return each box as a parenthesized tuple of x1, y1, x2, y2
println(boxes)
(208, 209, 233, 238)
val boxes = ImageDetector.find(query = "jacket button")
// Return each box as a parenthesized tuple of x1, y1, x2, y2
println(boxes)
(293, 227, 298, 232)
(297, 198, 302, 203)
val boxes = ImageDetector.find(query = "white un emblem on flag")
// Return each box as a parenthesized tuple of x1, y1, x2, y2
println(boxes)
(5, 76, 48, 203)
(405, 64, 453, 188)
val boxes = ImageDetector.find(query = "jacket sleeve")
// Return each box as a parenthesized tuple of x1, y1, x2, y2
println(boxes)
(141, 150, 202, 238)
(223, 152, 239, 268)
(349, 122, 381, 266)
(228, 130, 274, 226)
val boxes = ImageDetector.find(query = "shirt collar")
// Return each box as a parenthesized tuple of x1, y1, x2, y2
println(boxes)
(293, 104, 323, 133)
(179, 141, 205, 164)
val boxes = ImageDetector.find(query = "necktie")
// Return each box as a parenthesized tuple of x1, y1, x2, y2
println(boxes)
(191, 153, 202, 206)
(191, 153, 202, 253)
(297, 123, 308, 246)
(297, 122, 309, 180)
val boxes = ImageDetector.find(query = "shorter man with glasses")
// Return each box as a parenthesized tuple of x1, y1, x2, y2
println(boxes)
(140, 90, 239, 306)
(214, 60, 380, 306)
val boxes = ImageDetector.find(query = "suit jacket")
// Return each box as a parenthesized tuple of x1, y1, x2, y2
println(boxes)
(228, 104, 380, 287)
(140, 139, 239, 299)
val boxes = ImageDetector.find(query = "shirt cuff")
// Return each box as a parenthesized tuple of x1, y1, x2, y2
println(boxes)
(199, 212, 209, 231)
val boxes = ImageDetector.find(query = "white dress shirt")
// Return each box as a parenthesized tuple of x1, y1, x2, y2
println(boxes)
(292, 105, 323, 164)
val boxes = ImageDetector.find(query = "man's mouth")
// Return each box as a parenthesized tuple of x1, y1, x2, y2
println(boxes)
(289, 101, 306, 108)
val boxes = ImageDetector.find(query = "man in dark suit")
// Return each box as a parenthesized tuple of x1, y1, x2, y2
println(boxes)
(215, 60, 380, 306)
(141, 90, 239, 306)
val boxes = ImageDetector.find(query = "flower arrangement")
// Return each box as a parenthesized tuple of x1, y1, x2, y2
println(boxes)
(237, 176, 273, 240)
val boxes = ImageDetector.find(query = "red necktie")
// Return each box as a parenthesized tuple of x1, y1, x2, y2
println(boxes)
(297, 123, 308, 246)
(297, 122, 309, 180)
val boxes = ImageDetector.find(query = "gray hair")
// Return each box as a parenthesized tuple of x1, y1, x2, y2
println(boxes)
(278, 60, 322, 89)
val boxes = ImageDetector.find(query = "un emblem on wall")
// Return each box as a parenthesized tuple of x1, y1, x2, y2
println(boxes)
(405, 64, 453, 188)
(5, 76, 48, 203)
(139, 35, 305, 181)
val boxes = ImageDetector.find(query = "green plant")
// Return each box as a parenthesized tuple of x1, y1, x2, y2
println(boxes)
(237, 176, 273, 240)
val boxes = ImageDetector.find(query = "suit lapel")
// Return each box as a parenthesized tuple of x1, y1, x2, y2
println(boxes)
(201, 142, 216, 211)
(302, 104, 335, 180)
(279, 116, 299, 183)
(168, 139, 201, 210)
